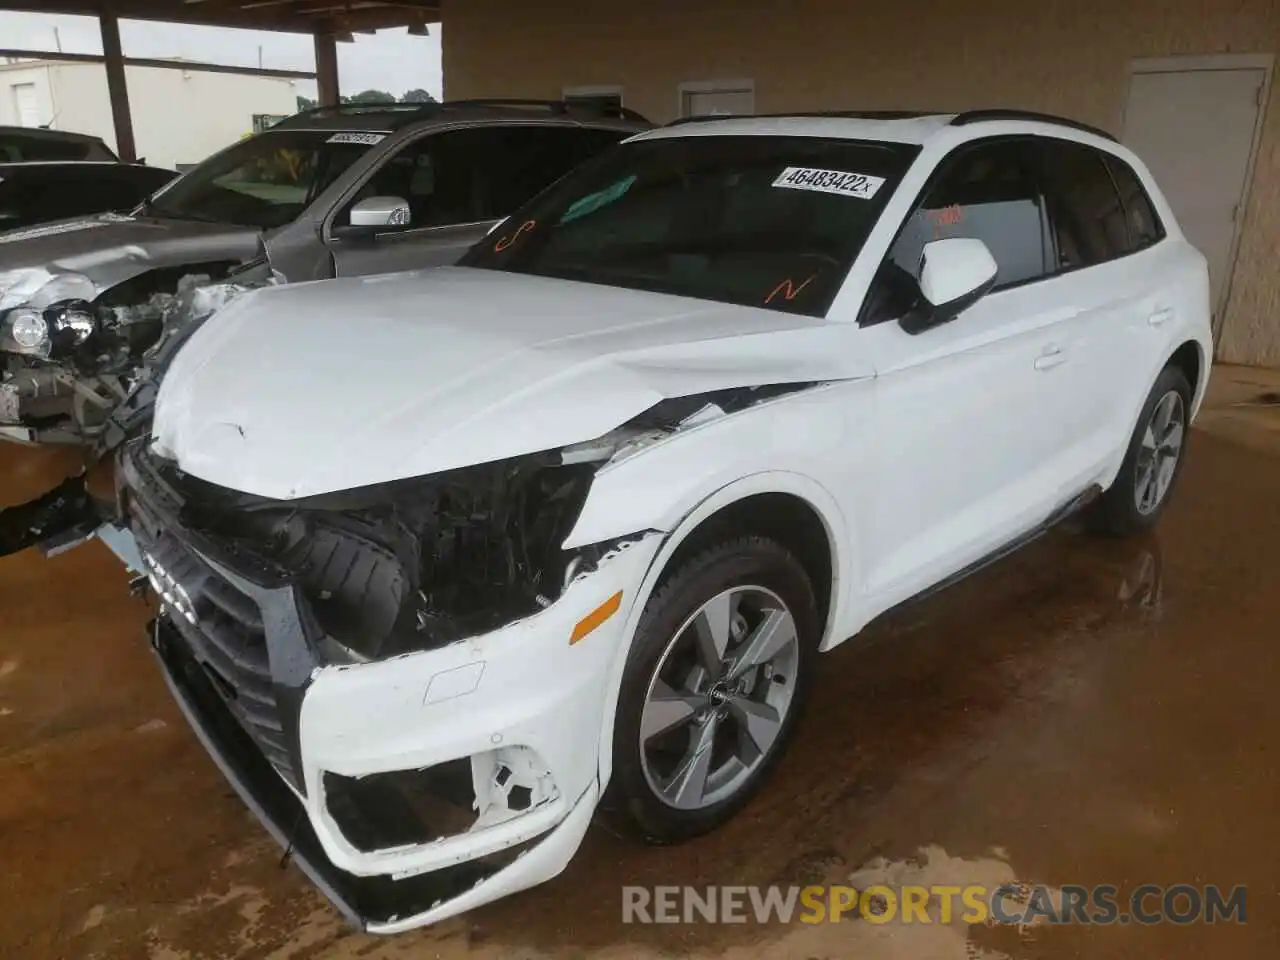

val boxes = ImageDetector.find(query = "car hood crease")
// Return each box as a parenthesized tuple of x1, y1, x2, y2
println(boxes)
(152, 266, 859, 499)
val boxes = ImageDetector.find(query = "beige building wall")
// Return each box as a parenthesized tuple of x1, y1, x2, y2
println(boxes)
(443, 0, 1280, 367)
(0, 61, 300, 171)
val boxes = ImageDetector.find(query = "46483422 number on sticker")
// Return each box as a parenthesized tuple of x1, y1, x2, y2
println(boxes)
(772, 166, 886, 199)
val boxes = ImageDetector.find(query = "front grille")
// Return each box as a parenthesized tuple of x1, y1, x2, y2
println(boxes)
(153, 617, 500, 929)
(126, 447, 301, 791)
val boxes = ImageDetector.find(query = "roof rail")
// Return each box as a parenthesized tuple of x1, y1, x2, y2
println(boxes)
(949, 109, 1117, 142)
(286, 98, 648, 124)
(664, 109, 942, 128)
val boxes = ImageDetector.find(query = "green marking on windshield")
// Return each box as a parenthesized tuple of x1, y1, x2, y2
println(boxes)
(558, 175, 637, 225)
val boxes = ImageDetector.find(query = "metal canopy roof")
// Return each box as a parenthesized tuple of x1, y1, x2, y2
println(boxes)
(0, 0, 440, 34)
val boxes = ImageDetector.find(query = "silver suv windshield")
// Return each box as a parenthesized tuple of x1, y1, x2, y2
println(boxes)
(144, 129, 382, 229)
(462, 134, 918, 317)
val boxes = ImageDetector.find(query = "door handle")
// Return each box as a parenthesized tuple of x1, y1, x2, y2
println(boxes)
(1034, 346, 1067, 371)
(1148, 307, 1174, 327)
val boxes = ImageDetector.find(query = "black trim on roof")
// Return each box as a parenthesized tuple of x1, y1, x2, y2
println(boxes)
(949, 110, 1117, 142)
(275, 98, 648, 132)
(664, 110, 943, 128)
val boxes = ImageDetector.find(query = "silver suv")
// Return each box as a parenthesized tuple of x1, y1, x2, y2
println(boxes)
(0, 99, 648, 444)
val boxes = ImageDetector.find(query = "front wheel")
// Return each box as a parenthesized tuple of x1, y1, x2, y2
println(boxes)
(601, 536, 819, 844)
(1091, 364, 1192, 537)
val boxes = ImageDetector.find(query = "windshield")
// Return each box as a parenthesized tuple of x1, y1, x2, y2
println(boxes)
(461, 135, 918, 317)
(145, 129, 381, 229)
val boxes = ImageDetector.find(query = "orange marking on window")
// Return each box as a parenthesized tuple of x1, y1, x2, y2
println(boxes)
(494, 218, 537, 252)
(765, 273, 817, 305)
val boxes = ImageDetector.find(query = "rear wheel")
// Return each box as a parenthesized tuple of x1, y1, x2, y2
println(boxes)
(602, 536, 819, 844)
(1091, 364, 1192, 537)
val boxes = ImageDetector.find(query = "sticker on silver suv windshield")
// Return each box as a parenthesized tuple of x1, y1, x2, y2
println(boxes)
(326, 132, 387, 145)
(772, 167, 885, 199)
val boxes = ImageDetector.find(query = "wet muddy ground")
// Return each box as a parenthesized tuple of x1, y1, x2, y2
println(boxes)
(3, 388, 1279, 958)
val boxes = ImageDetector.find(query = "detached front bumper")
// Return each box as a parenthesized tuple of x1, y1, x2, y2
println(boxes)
(127, 448, 659, 931)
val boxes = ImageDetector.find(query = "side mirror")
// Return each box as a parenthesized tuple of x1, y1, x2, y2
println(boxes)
(333, 196, 411, 239)
(899, 238, 998, 335)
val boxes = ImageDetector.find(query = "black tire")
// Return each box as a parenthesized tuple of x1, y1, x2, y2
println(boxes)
(601, 536, 820, 845)
(1090, 364, 1193, 537)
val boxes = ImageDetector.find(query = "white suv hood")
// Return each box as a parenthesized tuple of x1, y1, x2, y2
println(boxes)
(153, 266, 854, 500)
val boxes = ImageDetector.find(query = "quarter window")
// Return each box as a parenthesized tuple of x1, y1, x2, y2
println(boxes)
(1102, 154, 1165, 251)
(1032, 140, 1129, 269)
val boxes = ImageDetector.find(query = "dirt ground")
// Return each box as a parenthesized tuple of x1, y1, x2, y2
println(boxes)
(2, 366, 1280, 959)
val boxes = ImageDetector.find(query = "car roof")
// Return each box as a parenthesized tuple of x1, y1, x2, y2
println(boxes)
(0, 160, 170, 173)
(635, 109, 1116, 147)
(0, 125, 109, 145)
(272, 99, 650, 134)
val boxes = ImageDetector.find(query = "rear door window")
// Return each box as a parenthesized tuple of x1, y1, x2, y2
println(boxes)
(1032, 139, 1129, 270)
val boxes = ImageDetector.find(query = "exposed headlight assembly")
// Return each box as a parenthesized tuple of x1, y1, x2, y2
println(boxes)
(0, 270, 100, 359)
(1, 299, 101, 359)
(167, 452, 599, 663)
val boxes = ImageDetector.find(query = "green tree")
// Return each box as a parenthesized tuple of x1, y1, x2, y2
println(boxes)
(401, 88, 437, 103)
(346, 89, 396, 104)
(296, 95, 318, 112)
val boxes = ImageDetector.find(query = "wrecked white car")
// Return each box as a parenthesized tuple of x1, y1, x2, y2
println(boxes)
(122, 111, 1212, 931)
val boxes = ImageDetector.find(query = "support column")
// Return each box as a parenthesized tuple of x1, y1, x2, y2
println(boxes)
(314, 31, 339, 106)
(99, 13, 136, 162)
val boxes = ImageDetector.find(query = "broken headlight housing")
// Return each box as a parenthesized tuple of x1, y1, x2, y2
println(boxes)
(0, 270, 100, 360)
(175, 453, 601, 663)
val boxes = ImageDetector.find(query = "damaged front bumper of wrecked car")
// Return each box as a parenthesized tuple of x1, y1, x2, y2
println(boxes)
(122, 445, 660, 932)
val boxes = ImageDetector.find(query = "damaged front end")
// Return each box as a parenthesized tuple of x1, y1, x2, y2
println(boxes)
(122, 434, 659, 929)
(0, 268, 274, 558)
(121, 386, 809, 930)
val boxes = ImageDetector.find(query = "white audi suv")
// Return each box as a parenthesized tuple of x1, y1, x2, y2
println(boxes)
(121, 109, 1211, 932)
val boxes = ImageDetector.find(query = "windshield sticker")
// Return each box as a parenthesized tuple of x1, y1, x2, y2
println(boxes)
(494, 219, 537, 252)
(559, 175, 638, 225)
(0, 219, 109, 245)
(772, 167, 885, 199)
(326, 132, 387, 146)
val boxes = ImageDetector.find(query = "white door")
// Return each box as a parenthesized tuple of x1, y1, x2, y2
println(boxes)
(1122, 65, 1265, 321)
(11, 83, 39, 127)
(855, 140, 1081, 611)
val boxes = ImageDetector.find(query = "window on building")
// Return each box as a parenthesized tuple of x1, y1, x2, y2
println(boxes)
(678, 81, 755, 118)
(1032, 139, 1129, 269)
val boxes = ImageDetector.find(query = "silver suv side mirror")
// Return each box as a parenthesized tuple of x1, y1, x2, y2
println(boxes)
(349, 196, 411, 228)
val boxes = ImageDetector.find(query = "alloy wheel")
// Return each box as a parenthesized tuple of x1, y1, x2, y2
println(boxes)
(1134, 389, 1186, 516)
(639, 585, 800, 811)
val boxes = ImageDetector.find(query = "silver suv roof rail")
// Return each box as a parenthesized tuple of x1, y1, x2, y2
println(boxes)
(285, 98, 648, 125)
